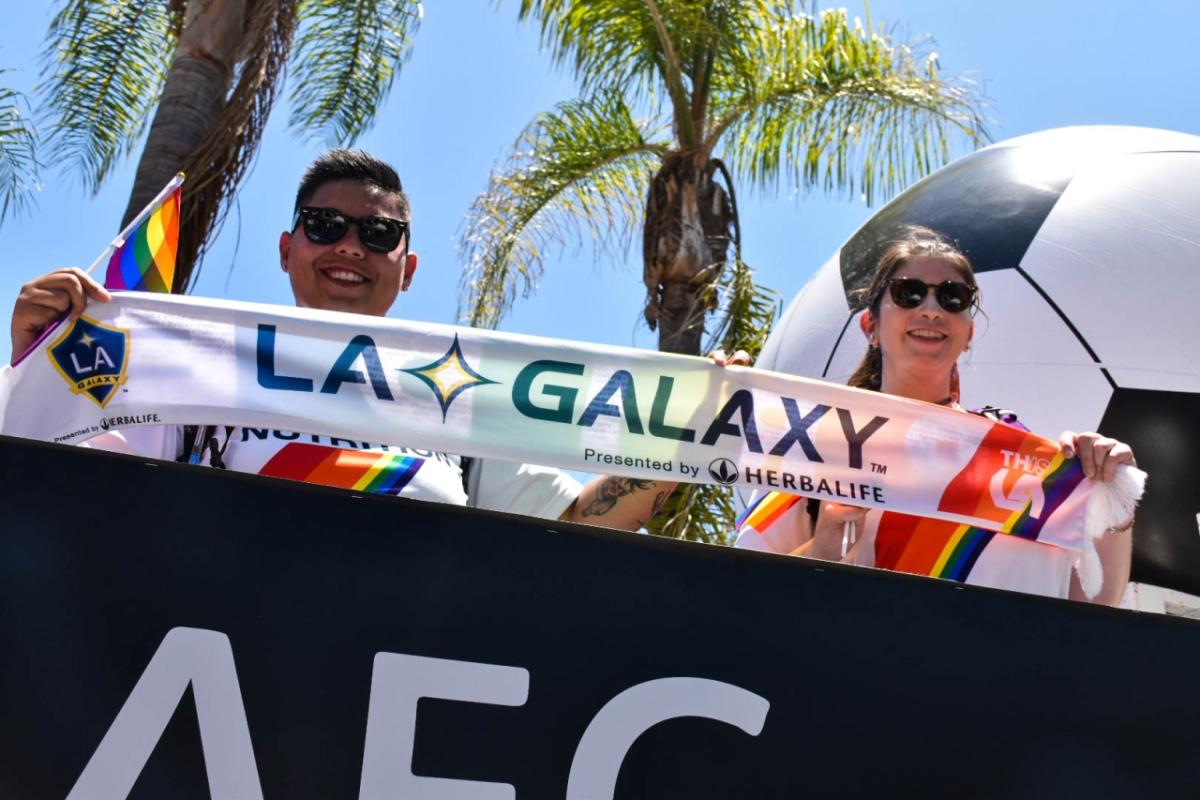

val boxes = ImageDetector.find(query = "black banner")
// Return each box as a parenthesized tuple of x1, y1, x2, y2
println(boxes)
(1, 435, 1197, 798)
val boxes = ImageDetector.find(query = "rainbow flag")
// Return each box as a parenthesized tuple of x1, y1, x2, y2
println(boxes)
(104, 185, 181, 292)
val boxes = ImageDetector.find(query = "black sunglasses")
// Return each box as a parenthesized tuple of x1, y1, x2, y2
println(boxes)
(292, 206, 410, 253)
(884, 277, 977, 314)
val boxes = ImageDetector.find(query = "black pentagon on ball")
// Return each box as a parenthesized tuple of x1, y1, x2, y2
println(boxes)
(838, 147, 1071, 308)
(1099, 388, 1200, 596)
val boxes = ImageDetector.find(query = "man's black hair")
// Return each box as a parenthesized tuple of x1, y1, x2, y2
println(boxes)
(293, 149, 410, 220)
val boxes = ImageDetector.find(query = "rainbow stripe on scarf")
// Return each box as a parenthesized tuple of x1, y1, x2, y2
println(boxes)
(105, 185, 181, 292)
(259, 443, 424, 496)
(873, 514, 998, 581)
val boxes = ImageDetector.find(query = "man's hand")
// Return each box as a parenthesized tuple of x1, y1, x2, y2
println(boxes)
(707, 348, 751, 367)
(10, 268, 110, 362)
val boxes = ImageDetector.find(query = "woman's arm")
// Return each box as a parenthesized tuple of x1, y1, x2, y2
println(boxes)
(1059, 430, 1138, 606)
(1069, 523, 1133, 605)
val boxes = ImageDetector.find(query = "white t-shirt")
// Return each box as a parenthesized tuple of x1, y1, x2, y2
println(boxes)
(87, 424, 581, 519)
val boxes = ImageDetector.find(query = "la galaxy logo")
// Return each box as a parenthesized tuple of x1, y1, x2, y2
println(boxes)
(48, 316, 131, 408)
(256, 326, 498, 422)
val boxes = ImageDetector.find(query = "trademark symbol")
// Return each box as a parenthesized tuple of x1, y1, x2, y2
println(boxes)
(871, 462, 887, 474)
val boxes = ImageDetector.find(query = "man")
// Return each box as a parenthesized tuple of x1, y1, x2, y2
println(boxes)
(9, 149, 683, 530)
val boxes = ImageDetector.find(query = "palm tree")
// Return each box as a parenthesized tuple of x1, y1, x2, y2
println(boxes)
(37, 0, 423, 290)
(459, 0, 988, 540)
(462, 0, 988, 351)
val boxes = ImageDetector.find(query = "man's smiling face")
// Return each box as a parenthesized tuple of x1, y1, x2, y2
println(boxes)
(279, 179, 417, 317)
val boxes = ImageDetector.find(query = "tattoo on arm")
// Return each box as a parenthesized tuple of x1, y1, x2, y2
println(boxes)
(581, 477, 654, 518)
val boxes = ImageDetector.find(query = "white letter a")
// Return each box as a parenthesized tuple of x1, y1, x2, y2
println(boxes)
(67, 627, 263, 800)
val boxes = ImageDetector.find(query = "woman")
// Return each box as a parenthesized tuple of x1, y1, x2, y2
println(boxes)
(736, 226, 1135, 605)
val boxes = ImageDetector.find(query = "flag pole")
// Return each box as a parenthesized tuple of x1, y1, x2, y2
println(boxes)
(84, 172, 185, 276)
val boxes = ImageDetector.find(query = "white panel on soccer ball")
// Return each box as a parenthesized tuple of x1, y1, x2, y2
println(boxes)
(986, 126, 1200, 159)
(757, 252, 848, 378)
(1017, 151, 1200, 392)
(958, 269, 1113, 439)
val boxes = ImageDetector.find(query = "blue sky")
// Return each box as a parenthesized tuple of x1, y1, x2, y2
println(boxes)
(2, 0, 1198, 354)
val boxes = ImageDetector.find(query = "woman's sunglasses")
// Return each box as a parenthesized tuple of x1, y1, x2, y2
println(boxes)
(884, 277, 977, 314)
(292, 206, 410, 253)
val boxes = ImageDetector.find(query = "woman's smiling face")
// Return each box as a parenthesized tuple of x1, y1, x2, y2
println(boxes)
(866, 255, 975, 394)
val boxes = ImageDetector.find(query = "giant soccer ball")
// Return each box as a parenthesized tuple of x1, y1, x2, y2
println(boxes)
(762, 126, 1200, 594)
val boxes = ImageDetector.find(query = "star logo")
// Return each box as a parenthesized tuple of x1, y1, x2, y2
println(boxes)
(401, 335, 498, 421)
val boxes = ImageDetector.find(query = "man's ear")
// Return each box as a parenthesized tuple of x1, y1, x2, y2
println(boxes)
(859, 309, 877, 344)
(279, 231, 291, 272)
(400, 252, 418, 291)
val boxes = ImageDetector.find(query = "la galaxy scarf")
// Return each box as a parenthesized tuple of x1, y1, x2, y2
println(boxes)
(0, 293, 1144, 595)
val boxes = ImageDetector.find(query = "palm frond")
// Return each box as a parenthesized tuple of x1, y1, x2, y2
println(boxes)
(711, 7, 989, 205)
(647, 481, 740, 545)
(38, 0, 174, 192)
(289, 0, 423, 146)
(459, 91, 666, 328)
(517, 0, 672, 100)
(703, 257, 781, 358)
(516, 0, 781, 141)
(0, 79, 41, 223)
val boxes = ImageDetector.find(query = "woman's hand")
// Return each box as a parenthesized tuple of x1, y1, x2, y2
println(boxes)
(1057, 431, 1136, 483)
(10, 268, 111, 361)
(806, 501, 869, 561)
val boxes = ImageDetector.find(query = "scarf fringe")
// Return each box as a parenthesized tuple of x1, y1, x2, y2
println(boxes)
(1076, 465, 1147, 599)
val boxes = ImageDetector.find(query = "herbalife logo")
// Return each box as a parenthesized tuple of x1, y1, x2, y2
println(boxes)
(708, 458, 739, 485)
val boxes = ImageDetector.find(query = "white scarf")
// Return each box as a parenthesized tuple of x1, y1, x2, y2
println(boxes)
(0, 293, 1143, 594)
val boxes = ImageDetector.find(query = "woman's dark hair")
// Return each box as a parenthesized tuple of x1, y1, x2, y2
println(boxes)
(293, 148, 409, 220)
(846, 226, 977, 391)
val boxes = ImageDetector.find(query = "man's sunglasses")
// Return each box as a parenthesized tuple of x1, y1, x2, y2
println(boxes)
(292, 206, 410, 253)
(883, 277, 977, 314)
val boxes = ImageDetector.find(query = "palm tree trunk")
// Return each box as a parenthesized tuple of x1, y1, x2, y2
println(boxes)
(642, 152, 734, 354)
(121, 0, 250, 283)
